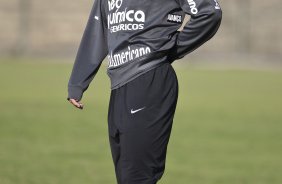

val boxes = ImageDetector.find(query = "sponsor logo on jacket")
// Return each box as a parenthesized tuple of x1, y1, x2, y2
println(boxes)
(187, 0, 198, 15)
(107, 0, 146, 33)
(108, 46, 151, 68)
(167, 14, 182, 23)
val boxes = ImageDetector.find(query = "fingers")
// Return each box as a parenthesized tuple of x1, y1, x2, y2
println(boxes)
(69, 99, 84, 110)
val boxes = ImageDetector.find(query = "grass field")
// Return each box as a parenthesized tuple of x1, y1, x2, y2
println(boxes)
(0, 58, 282, 184)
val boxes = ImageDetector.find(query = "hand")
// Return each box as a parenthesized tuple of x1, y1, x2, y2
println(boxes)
(68, 98, 84, 110)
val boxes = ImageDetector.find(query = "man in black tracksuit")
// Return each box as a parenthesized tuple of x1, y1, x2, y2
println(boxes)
(67, 0, 222, 183)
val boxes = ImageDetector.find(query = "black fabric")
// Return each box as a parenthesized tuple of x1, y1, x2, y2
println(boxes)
(107, 63, 178, 184)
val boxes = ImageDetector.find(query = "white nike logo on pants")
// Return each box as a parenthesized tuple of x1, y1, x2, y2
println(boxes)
(130, 107, 146, 114)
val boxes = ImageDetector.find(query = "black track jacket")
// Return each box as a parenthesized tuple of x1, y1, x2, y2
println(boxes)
(67, 0, 222, 101)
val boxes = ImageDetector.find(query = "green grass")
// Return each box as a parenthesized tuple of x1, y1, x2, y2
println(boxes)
(0, 58, 281, 184)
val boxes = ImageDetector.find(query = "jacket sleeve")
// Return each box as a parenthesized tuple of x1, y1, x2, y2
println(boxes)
(171, 0, 222, 60)
(67, 0, 108, 101)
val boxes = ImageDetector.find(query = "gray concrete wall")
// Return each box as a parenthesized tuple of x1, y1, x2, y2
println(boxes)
(0, 0, 281, 61)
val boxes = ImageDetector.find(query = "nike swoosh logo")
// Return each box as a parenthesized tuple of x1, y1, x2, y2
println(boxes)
(131, 107, 146, 114)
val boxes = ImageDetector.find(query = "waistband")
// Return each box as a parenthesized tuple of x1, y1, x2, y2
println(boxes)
(107, 50, 172, 89)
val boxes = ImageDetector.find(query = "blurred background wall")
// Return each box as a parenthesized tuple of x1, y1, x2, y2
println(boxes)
(0, 0, 281, 66)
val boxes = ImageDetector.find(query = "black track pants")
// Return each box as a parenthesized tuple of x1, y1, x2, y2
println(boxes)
(107, 63, 179, 184)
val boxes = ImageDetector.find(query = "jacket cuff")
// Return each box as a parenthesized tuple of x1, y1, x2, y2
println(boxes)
(67, 85, 83, 101)
(168, 31, 184, 62)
